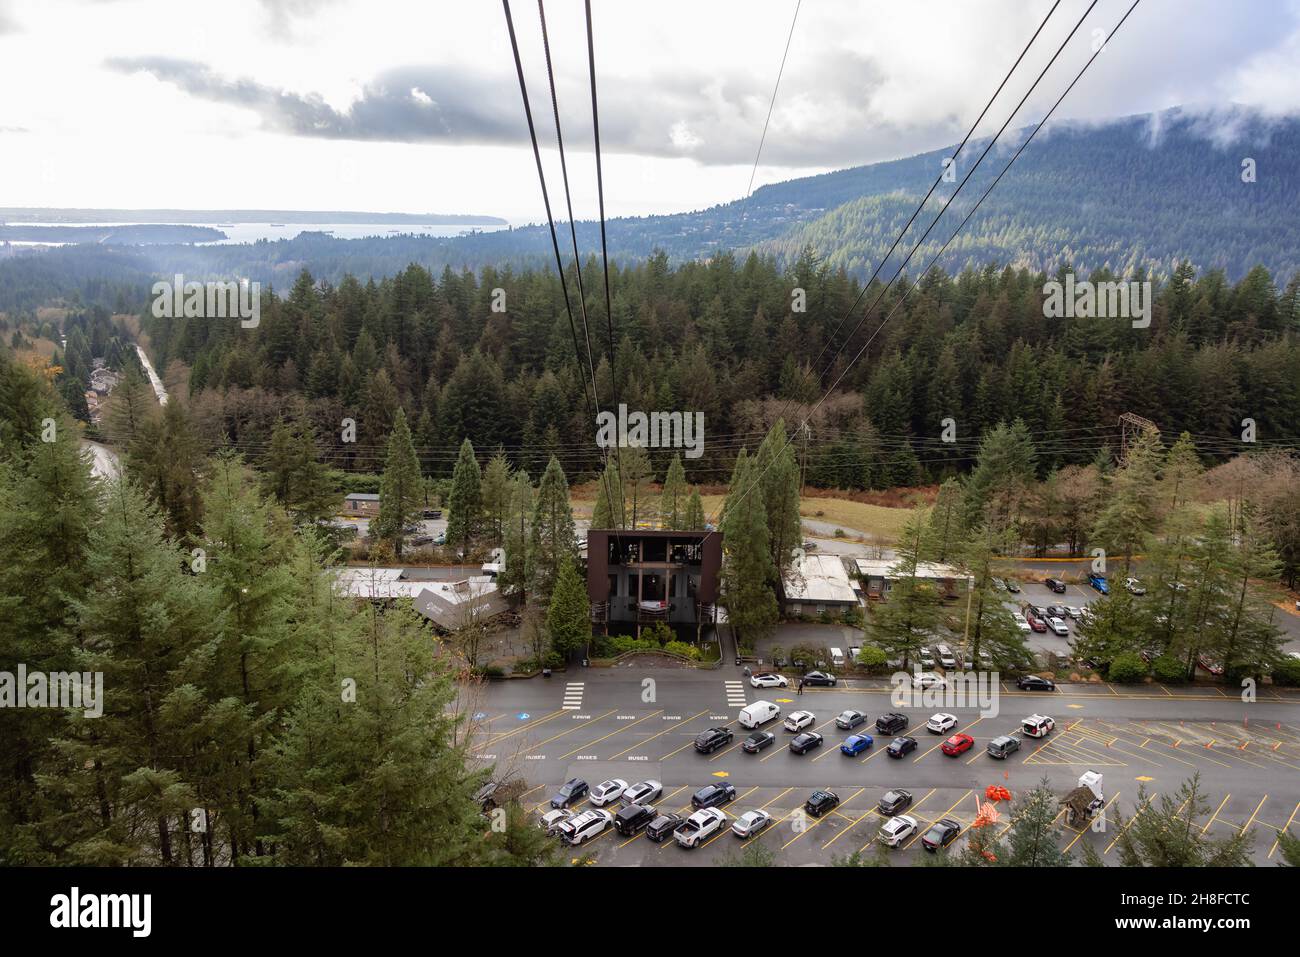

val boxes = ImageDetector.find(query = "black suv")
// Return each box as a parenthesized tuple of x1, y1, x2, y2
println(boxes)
(693, 727, 734, 754)
(876, 712, 909, 734)
(1044, 577, 1067, 593)
(645, 812, 684, 843)
(549, 778, 588, 809)
(614, 802, 657, 836)
(878, 788, 913, 815)
(804, 789, 840, 817)
(692, 783, 737, 809)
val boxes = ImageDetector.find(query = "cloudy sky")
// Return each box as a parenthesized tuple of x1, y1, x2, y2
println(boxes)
(1, 0, 1299, 222)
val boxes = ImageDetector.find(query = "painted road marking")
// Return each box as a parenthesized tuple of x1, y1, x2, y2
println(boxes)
(562, 682, 585, 710)
(724, 680, 748, 708)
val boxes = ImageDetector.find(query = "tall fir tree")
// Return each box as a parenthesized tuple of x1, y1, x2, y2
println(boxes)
(446, 438, 483, 559)
(372, 408, 424, 558)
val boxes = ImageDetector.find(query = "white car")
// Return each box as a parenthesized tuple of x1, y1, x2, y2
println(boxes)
(675, 808, 727, 848)
(731, 809, 773, 838)
(621, 779, 663, 806)
(926, 712, 958, 734)
(784, 710, 815, 732)
(1015, 617, 1032, 633)
(538, 808, 573, 835)
(1124, 577, 1146, 595)
(1065, 606, 1083, 619)
(588, 778, 629, 807)
(912, 672, 947, 689)
(1047, 616, 1069, 637)
(558, 809, 612, 845)
(1022, 714, 1056, 738)
(749, 672, 789, 689)
(879, 814, 919, 847)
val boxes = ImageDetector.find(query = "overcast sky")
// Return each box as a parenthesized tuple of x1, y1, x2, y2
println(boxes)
(1, 0, 1299, 222)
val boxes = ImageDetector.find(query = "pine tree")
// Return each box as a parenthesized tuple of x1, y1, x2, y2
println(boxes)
(498, 473, 534, 600)
(755, 422, 802, 581)
(719, 450, 778, 645)
(684, 487, 706, 530)
(129, 398, 204, 542)
(261, 417, 337, 525)
(480, 449, 512, 546)
(1001, 778, 1074, 866)
(1114, 774, 1254, 866)
(1090, 429, 1162, 575)
(867, 510, 943, 667)
(446, 438, 482, 559)
(530, 455, 575, 602)
(372, 409, 424, 559)
(659, 453, 688, 530)
(591, 462, 618, 529)
(546, 552, 590, 659)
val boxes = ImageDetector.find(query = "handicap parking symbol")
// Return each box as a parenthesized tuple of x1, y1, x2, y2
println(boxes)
(517, 712, 530, 721)
(473, 712, 487, 720)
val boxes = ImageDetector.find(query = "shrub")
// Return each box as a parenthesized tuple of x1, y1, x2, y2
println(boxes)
(855, 644, 888, 673)
(663, 640, 701, 660)
(642, 620, 674, 646)
(1152, 653, 1186, 684)
(1106, 651, 1147, 684)
(1272, 657, 1300, 687)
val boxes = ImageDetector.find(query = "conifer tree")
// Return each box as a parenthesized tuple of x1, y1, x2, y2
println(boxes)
(446, 438, 482, 558)
(719, 450, 778, 644)
(546, 552, 590, 658)
(659, 453, 688, 529)
(530, 455, 576, 602)
(372, 408, 424, 558)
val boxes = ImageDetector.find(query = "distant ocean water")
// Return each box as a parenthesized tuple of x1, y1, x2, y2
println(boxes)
(4, 221, 511, 246)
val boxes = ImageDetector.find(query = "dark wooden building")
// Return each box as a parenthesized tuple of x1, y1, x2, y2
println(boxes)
(585, 529, 722, 638)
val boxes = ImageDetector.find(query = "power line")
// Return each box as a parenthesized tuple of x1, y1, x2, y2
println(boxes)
(740, 0, 802, 220)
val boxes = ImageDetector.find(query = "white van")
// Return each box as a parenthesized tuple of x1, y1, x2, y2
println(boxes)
(830, 647, 846, 668)
(738, 700, 781, 729)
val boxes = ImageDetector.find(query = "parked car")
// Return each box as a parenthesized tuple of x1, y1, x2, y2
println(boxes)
(921, 818, 962, 851)
(1016, 675, 1056, 692)
(804, 789, 840, 817)
(621, 780, 663, 806)
(419, 508, 442, 519)
(1087, 574, 1109, 594)
(549, 778, 588, 809)
(1197, 654, 1225, 676)
(886, 736, 918, 758)
(877, 788, 913, 815)
(589, 778, 628, 807)
(675, 808, 727, 848)
(912, 672, 947, 689)
(991, 577, 1007, 591)
(1004, 579, 1021, 593)
(1045, 577, 1067, 593)
(1124, 577, 1147, 595)
(731, 809, 772, 838)
(926, 712, 958, 734)
(742, 731, 776, 753)
(1046, 604, 1068, 619)
(1022, 714, 1056, 738)
(801, 671, 837, 687)
(1047, 616, 1069, 637)
(840, 733, 874, 756)
(1065, 605, 1084, 619)
(613, 802, 658, 836)
(749, 672, 788, 689)
(693, 727, 734, 754)
(1015, 617, 1032, 633)
(940, 733, 975, 756)
(409, 535, 434, 547)
(1025, 614, 1048, 633)
(835, 709, 866, 730)
(558, 809, 613, 845)
(691, 783, 736, 809)
(919, 648, 936, 669)
(936, 646, 958, 669)
(789, 731, 824, 754)
(644, 812, 685, 843)
(784, 710, 816, 732)
(801, 540, 818, 551)
(538, 808, 573, 835)
(876, 712, 909, 734)
(986, 735, 1021, 759)
(879, 814, 919, 847)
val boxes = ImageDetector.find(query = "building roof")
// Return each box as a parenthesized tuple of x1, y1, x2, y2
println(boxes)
(335, 567, 426, 599)
(344, 492, 381, 501)
(783, 553, 860, 604)
(853, 558, 972, 582)
(413, 578, 508, 631)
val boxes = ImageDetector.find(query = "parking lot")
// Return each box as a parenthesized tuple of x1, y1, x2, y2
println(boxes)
(469, 668, 1300, 866)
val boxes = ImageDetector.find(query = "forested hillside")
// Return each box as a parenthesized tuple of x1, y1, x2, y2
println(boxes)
(130, 251, 1300, 493)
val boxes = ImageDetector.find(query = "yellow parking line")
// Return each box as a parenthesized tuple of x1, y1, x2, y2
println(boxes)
(617, 786, 689, 847)
(859, 787, 936, 854)
(608, 710, 706, 760)
(914, 716, 983, 763)
(484, 708, 568, 744)
(781, 786, 865, 850)
(740, 788, 797, 847)
(660, 720, 735, 761)
(697, 787, 760, 850)
(1268, 801, 1299, 858)
(556, 710, 663, 760)
(1064, 792, 1120, 852)
(822, 805, 877, 850)
(1240, 796, 1267, 834)
(523, 708, 619, 755)
(901, 789, 972, 851)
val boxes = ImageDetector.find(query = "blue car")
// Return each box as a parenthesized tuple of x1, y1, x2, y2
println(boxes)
(1087, 574, 1109, 595)
(840, 733, 874, 756)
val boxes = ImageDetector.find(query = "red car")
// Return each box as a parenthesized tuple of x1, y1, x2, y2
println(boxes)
(940, 733, 974, 756)
(1025, 614, 1048, 633)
